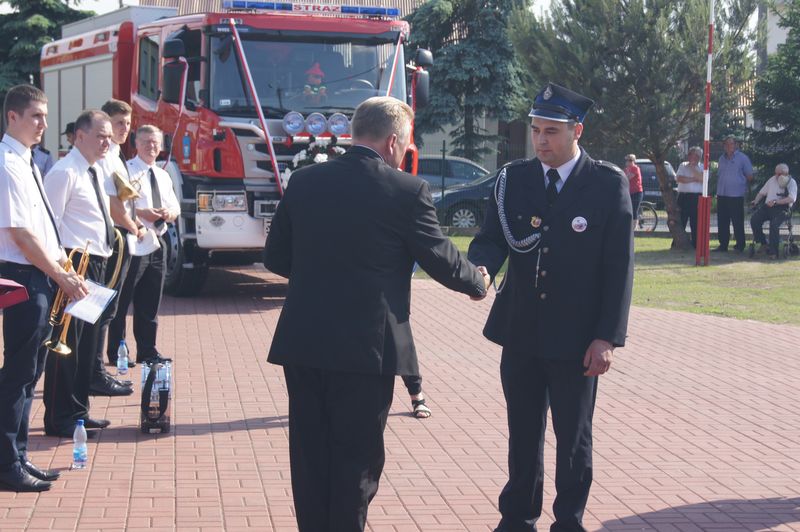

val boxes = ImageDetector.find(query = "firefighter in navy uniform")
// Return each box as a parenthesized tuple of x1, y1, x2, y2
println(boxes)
(468, 83, 634, 532)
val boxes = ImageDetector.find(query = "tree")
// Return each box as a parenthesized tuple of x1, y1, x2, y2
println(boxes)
(749, 0, 800, 176)
(509, 0, 757, 249)
(405, 0, 527, 160)
(0, 0, 93, 93)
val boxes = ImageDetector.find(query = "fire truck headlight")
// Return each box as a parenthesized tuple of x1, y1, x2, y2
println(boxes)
(327, 113, 350, 136)
(282, 111, 305, 136)
(305, 113, 327, 136)
(212, 193, 248, 212)
(198, 193, 214, 212)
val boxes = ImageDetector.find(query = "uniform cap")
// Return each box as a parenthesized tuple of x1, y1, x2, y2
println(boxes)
(528, 83, 594, 123)
(61, 122, 75, 135)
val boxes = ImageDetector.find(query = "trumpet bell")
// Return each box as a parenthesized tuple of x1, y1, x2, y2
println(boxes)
(45, 339, 72, 356)
(114, 171, 140, 201)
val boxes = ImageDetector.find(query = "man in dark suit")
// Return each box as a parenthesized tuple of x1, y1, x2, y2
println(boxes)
(468, 83, 634, 532)
(264, 96, 489, 532)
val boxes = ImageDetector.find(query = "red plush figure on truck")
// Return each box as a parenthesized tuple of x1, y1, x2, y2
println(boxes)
(303, 62, 327, 104)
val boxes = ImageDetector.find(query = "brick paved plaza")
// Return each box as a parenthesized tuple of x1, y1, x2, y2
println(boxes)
(0, 266, 798, 531)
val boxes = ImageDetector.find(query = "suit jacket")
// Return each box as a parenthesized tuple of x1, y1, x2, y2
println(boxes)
(467, 149, 633, 360)
(264, 146, 486, 376)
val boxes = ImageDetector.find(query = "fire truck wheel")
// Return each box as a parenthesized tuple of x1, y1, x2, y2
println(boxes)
(163, 223, 209, 297)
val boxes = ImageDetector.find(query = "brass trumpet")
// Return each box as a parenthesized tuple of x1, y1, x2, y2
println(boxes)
(45, 229, 125, 356)
(113, 171, 140, 202)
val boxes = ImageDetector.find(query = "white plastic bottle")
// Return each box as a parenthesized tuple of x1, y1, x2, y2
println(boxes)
(116, 340, 129, 376)
(72, 420, 88, 469)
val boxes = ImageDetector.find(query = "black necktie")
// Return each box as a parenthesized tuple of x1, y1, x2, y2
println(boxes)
(546, 168, 560, 207)
(149, 168, 163, 209)
(118, 149, 127, 169)
(29, 158, 62, 247)
(88, 166, 115, 247)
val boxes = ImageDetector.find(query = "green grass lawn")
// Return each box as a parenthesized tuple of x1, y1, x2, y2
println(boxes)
(442, 235, 800, 326)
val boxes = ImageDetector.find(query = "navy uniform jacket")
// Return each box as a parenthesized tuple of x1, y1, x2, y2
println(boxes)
(467, 149, 633, 360)
(264, 146, 486, 376)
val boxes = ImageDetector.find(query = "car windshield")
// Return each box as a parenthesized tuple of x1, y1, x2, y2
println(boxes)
(210, 33, 406, 118)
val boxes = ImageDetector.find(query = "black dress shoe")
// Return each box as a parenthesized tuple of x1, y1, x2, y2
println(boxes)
(21, 460, 60, 481)
(84, 418, 111, 429)
(0, 466, 52, 492)
(114, 378, 133, 387)
(45, 427, 99, 439)
(89, 379, 134, 397)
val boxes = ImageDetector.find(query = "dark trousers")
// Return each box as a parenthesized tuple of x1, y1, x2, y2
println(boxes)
(108, 239, 165, 362)
(283, 365, 395, 532)
(0, 264, 55, 469)
(750, 205, 791, 254)
(96, 233, 132, 370)
(717, 196, 746, 250)
(678, 192, 700, 247)
(401, 374, 422, 396)
(629, 192, 643, 221)
(496, 349, 598, 532)
(43, 254, 106, 433)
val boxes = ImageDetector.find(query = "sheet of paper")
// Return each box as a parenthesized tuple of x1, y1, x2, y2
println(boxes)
(127, 228, 160, 256)
(64, 280, 117, 324)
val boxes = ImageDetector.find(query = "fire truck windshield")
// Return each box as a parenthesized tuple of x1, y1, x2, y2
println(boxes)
(210, 34, 406, 118)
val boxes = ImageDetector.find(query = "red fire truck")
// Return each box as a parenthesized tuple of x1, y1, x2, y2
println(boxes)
(40, 1, 432, 295)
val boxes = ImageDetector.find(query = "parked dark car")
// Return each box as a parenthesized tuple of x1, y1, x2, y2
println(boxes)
(636, 158, 677, 207)
(417, 155, 490, 192)
(432, 172, 497, 228)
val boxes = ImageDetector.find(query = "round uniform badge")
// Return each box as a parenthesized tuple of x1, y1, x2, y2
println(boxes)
(571, 216, 588, 233)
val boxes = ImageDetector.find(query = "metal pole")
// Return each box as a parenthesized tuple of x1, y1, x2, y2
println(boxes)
(696, 0, 714, 266)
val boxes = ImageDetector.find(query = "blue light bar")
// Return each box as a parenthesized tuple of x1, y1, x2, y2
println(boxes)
(223, 1, 293, 10)
(222, 1, 399, 17)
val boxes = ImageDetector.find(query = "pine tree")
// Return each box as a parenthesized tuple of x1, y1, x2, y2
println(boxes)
(0, 0, 93, 93)
(405, 0, 527, 160)
(749, 0, 800, 176)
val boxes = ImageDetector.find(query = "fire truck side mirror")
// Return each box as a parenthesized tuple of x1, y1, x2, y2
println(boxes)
(414, 49, 434, 69)
(163, 39, 186, 59)
(413, 70, 430, 110)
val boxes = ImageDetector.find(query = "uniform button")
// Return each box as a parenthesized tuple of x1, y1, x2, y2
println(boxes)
(540, 270, 547, 277)
(542, 247, 549, 254)
(543, 225, 549, 231)
(540, 293, 547, 300)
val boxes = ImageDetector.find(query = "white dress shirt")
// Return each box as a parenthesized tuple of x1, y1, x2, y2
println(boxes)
(44, 148, 113, 257)
(676, 162, 704, 193)
(126, 156, 181, 237)
(540, 149, 581, 192)
(0, 134, 62, 264)
(759, 175, 797, 205)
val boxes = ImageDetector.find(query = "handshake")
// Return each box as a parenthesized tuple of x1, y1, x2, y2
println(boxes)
(471, 265, 491, 301)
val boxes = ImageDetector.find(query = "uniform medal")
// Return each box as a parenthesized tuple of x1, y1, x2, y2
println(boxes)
(530, 216, 542, 228)
(571, 216, 588, 232)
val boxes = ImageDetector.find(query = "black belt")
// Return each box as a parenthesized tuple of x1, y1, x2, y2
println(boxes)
(0, 261, 37, 271)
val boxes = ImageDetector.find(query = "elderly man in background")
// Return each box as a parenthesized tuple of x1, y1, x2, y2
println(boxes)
(715, 136, 753, 252)
(676, 146, 704, 247)
(750, 164, 797, 258)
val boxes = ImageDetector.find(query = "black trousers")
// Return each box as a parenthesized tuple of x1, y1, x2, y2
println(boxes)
(96, 231, 132, 370)
(283, 365, 395, 532)
(496, 349, 598, 532)
(0, 264, 55, 469)
(716, 195, 746, 250)
(750, 205, 791, 254)
(401, 374, 422, 395)
(108, 238, 165, 362)
(43, 254, 106, 433)
(677, 192, 700, 247)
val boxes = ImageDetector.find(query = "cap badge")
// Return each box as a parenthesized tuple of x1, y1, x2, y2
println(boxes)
(543, 86, 553, 100)
(530, 216, 542, 228)
(571, 216, 588, 233)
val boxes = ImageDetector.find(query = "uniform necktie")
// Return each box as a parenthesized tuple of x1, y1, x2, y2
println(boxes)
(149, 168, 163, 209)
(29, 158, 62, 247)
(546, 168, 560, 207)
(88, 166, 115, 247)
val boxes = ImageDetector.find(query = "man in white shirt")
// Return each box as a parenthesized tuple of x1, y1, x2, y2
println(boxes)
(42, 109, 133, 439)
(676, 146, 704, 247)
(108, 125, 180, 363)
(0, 85, 88, 492)
(750, 163, 797, 258)
(92, 99, 143, 396)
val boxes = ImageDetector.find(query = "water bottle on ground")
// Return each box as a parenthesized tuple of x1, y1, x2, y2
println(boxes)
(72, 420, 88, 470)
(116, 340, 129, 376)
